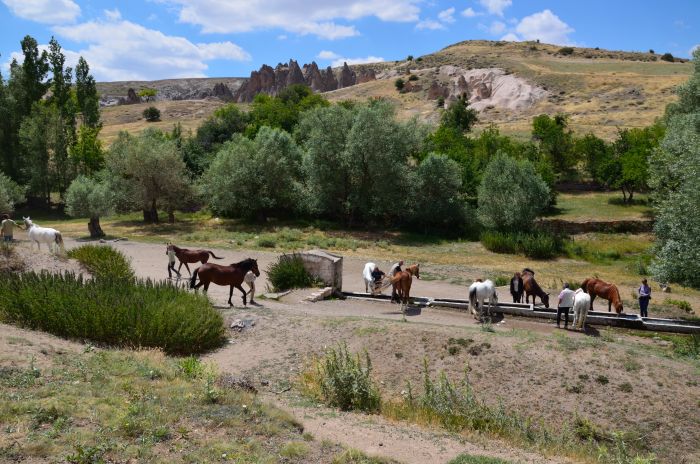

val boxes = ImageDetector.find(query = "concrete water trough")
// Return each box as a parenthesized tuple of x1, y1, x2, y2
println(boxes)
(342, 292, 700, 334)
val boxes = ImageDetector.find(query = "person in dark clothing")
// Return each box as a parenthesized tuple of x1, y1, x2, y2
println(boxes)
(638, 278, 651, 318)
(510, 272, 524, 303)
(371, 266, 385, 283)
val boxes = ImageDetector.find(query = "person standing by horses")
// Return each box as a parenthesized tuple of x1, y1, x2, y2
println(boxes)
(166, 243, 181, 280)
(244, 270, 257, 304)
(389, 260, 404, 302)
(557, 283, 575, 329)
(1, 214, 22, 242)
(638, 278, 651, 318)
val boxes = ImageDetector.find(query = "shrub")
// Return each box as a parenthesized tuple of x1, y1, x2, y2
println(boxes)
(406, 55, 414, 61)
(142, 106, 161, 122)
(266, 254, 315, 291)
(660, 53, 674, 62)
(436, 96, 445, 108)
(302, 344, 381, 413)
(0, 271, 225, 355)
(665, 299, 693, 313)
(448, 455, 511, 464)
(480, 230, 565, 259)
(408, 74, 418, 81)
(394, 78, 405, 91)
(68, 244, 135, 281)
(648, 49, 655, 54)
(558, 47, 574, 55)
(0, 242, 25, 273)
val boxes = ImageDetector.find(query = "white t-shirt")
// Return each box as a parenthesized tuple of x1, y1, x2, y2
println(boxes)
(244, 271, 256, 284)
(559, 288, 575, 307)
(389, 263, 402, 276)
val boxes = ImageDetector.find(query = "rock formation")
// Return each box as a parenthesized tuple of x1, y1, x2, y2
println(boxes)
(211, 82, 234, 101)
(337, 62, 356, 89)
(125, 88, 140, 104)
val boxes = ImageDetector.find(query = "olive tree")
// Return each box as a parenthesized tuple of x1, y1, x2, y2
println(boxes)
(65, 174, 114, 238)
(106, 129, 192, 223)
(202, 126, 303, 220)
(0, 171, 25, 213)
(477, 153, 550, 230)
(412, 153, 468, 231)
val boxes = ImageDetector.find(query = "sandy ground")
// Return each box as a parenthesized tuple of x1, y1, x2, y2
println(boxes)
(3, 236, 699, 463)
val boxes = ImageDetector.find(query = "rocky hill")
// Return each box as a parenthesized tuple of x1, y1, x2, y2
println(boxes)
(98, 40, 692, 142)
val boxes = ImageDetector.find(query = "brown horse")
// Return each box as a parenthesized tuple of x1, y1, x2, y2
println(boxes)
(167, 243, 223, 276)
(522, 268, 550, 308)
(391, 264, 420, 311)
(581, 278, 623, 314)
(190, 258, 260, 307)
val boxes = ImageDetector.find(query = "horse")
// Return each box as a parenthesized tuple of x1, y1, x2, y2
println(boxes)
(572, 288, 591, 330)
(510, 272, 524, 303)
(166, 243, 223, 276)
(581, 278, 623, 314)
(469, 279, 498, 321)
(190, 258, 260, 307)
(363, 262, 377, 293)
(522, 268, 550, 308)
(391, 264, 420, 313)
(23, 217, 65, 254)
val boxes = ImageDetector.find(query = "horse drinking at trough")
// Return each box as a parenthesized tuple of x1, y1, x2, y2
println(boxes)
(581, 278, 623, 314)
(522, 268, 550, 308)
(166, 243, 223, 276)
(190, 258, 260, 307)
(391, 264, 420, 313)
(23, 217, 65, 254)
(469, 279, 498, 321)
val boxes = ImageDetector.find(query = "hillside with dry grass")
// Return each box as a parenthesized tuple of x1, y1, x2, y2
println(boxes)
(98, 40, 691, 144)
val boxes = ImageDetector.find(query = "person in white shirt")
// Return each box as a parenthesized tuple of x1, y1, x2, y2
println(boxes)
(244, 271, 257, 304)
(557, 283, 576, 329)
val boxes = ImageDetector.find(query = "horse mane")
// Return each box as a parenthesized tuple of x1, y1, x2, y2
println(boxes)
(522, 268, 535, 276)
(232, 258, 256, 269)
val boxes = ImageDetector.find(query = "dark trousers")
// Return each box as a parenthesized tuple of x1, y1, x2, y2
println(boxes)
(639, 297, 650, 317)
(168, 262, 180, 279)
(557, 306, 571, 328)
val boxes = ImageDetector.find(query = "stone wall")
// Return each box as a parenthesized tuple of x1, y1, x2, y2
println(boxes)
(297, 250, 343, 292)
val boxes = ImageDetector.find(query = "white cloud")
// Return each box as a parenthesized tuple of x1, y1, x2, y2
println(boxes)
(500, 32, 519, 42)
(45, 16, 250, 81)
(416, 18, 445, 30)
(2, 0, 80, 24)
(317, 50, 341, 60)
(438, 7, 455, 23)
(331, 55, 383, 67)
(277, 34, 288, 40)
(478, 0, 511, 16)
(104, 9, 121, 21)
(489, 20, 506, 34)
(514, 9, 574, 45)
(461, 7, 480, 18)
(164, 0, 421, 39)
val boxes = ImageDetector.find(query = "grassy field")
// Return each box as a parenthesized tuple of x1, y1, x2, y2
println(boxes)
(546, 192, 653, 221)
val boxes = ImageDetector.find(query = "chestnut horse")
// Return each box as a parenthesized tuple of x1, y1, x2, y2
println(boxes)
(522, 268, 550, 308)
(190, 258, 260, 307)
(581, 278, 623, 314)
(391, 264, 420, 312)
(167, 243, 223, 276)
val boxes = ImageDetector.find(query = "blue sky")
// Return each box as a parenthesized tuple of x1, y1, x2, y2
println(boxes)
(1, 0, 698, 82)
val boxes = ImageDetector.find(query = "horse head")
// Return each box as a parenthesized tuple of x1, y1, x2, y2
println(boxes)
(408, 264, 420, 279)
(250, 258, 260, 277)
(166, 242, 172, 254)
(23, 217, 33, 228)
(542, 292, 550, 309)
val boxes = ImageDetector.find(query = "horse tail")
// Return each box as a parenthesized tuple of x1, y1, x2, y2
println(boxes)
(190, 268, 200, 289)
(208, 251, 223, 260)
(469, 286, 477, 309)
(55, 232, 65, 251)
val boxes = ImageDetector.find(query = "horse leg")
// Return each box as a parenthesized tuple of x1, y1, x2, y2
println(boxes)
(177, 261, 184, 274)
(589, 294, 596, 312)
(183, 262, 192, 276)
(236, 284, 247, 306)
(228, 285, 234, 307)
(608, 300, 612, 313)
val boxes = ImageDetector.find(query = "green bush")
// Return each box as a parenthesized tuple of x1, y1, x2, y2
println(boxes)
(558, 47, 574, 55)
(660, 53, 674, 62)
(142, 106, 161, 122)
(408, 74, 418, 81)
(665, 299, 693, 313)
(448, 455, 512, 464)
(0, 271, 225, 355)
(302, 344, 381, 413)
(68, 244, 135, 281)
(480, 230, 565, 259)
(266, 253, 316, 291)
(394, 78, 405, 91)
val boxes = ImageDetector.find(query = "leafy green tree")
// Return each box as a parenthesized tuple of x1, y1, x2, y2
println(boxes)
(65, 174, 114, 238)
(395, 78, 405, 91)
(185, 104, 249, 174)
(0, 171, 26, 213)
(412, 154, 467, 231)
(70, 126, 105, 175)
(531, 114, 577, 177)
(441, 95, 478, 133)
(650, 48, 700, 287)
(75, 57, 101, 128)
(17, 36, 49, 117)
(246, 84, 328, 137)
(19, 103, 58, 205)
(575, 133, 610, 181)
(202, 127, 303, 220)
(477, 153, 550, 230)
(106, 129, 192, 223)
(138, 88, 157, 102)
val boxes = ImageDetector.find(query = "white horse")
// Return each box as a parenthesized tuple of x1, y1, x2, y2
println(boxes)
(469, 279, 498, 321)
(572, 288, 591, 330)
(23, 217, 65, 254)
(363, 262, 377, 293)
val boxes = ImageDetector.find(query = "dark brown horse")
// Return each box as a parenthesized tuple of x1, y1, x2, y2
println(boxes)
(167, 243, 223, 276)
(190, 258, 260, 306)
(391, 264, 420, 311)
(510, 271, 524, 303)
(581, 278, 623, 314)
(522, 268, 550, 308)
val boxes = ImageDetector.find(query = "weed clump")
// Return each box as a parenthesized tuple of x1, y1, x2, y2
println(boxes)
(480, 230, 565, 259)
(267, 253, 318, 291)
(68, 244, 135, 281)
